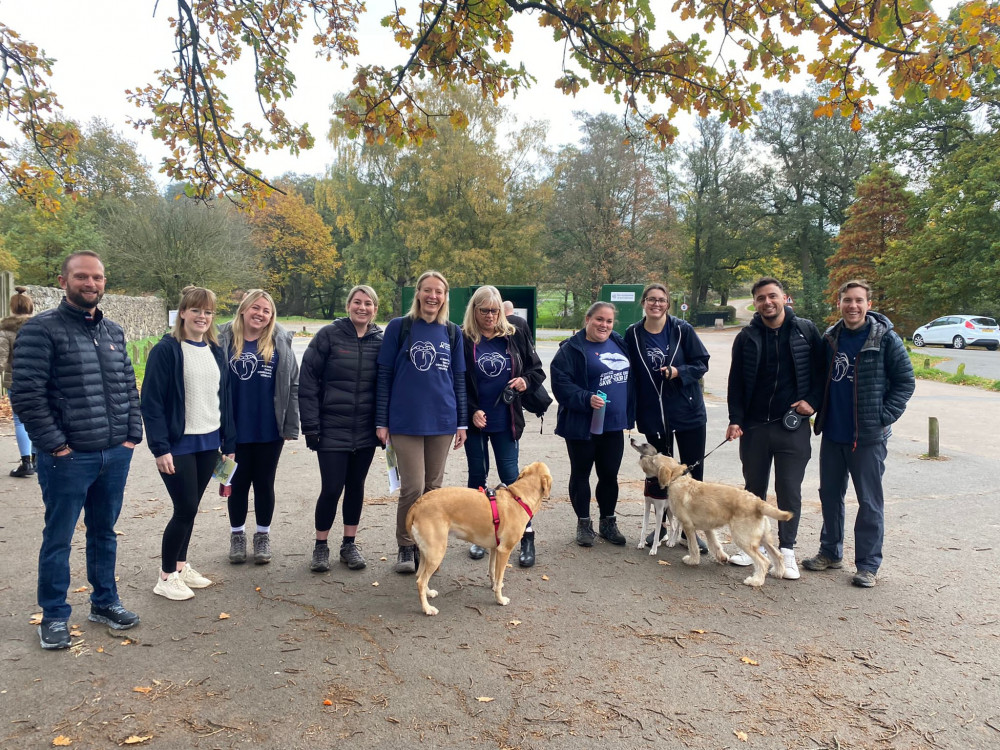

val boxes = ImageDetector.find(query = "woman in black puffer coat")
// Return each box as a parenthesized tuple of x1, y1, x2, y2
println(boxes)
(298, 285, 384, 572)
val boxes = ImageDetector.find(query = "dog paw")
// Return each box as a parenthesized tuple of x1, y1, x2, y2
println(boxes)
(742, 575, 765, 587)
(637, 542, 647, 549)
(648, 547, 658, 556)
(682, 555, 698, 566)
(715, 553, 730, 565)
(427, 588, 438, 599)
(423, 605, 439, 616)
(497, 596, 510, 606)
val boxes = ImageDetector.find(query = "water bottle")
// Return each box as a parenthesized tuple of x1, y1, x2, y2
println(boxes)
(590, 390, 608, 434)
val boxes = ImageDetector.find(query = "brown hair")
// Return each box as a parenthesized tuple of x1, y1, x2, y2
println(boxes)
(10, 286, 33, 315)
(171, 286, 219, 344)
(60, 251, 103, 279)
(838, 279, 872, 300)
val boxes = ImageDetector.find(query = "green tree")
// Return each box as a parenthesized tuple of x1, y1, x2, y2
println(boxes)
(0, 198, 101, 284)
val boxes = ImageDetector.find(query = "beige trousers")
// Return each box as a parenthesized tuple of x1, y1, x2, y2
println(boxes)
(392, 433, 454, 546)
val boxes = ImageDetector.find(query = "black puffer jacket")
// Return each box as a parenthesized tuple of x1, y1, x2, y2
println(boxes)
(814, 312, 915, 446)
(298, 318, 383, 452)
(10, 299, 143, 453)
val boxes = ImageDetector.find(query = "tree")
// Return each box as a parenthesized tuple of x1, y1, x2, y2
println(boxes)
(249, 186, 341, 316)
(825, 165, 913, 321)
(68, 119, 158, 205)
(4, 1, 998, 204)
(0, 197, 101, 284)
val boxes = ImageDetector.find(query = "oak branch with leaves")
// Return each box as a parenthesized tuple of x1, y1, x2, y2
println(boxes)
(2, 0, 997, 207)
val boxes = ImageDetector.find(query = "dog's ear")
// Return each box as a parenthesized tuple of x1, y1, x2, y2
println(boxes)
(656, 462, 672, 489)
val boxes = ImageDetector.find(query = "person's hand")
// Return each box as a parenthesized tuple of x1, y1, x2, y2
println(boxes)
(508, 377, 527, 392)
(589, 393, 606, 410)
(53, 447, 71, 457)
(376, 427, 389, 446)
(454, 428, 467, 449)
(726, 424, 743, 441)
(790, 399, 815, 416)
(224, 453, 235, 461)
(472, 410, 487, 429)
(305, 433, 321, 451)
(122, 441, 136, 450)
(660, 366, 676, 380)
(156, 453, 175, 474)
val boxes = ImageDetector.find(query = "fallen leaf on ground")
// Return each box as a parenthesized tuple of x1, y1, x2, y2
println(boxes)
(96, 646, 104, 653)
(218, 613, 230, 620)
(114, 529, 124, 535)
(323, 699, 333, 706)
(29, 613, 42, 625)
(734, 729, 749, 742)
(69, 628, 83, 637)
(657, 560, 671, 566)
(372, 582, 379, 587)
(52, 737, 72, 746)
(122, 736, 152, 745)
(72, 586, 88, 593)
(476, 697, 494, 703)
(121, 639, 132, 646)
(255, 587, 261, 592)
(541, 575, 549, 580)
(740, 656, 759, 666)
(133, 686, 152, 694)
(380, 557, 387, 561)
(691, 629, 706, 634)
(508, 619, 521, 627)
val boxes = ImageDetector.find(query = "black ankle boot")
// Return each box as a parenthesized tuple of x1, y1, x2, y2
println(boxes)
(10, 456, 34, 478)
(518, 531, 535, 567)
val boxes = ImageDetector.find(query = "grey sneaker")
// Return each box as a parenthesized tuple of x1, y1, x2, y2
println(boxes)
(310, 543, 331, 572)
(598, 516, 626, 545)
(38, 620, 71, 650)
(88, 603, 140, 630)
(253, 532, 272, 564)
(339, 542, 367, 570)
(852, 570, 877, 588)
(802, 553, 843, 571)
(575, 518, 596, 547)
(393, 545, 416, 574)
(229, 531, 247, 564)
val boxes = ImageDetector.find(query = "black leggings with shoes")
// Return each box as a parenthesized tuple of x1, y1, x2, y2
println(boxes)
(160, 450, 217, 574)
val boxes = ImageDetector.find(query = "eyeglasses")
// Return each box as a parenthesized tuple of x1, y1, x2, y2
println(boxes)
(644, 297, 669, 306)
(478, 308, 500, 316)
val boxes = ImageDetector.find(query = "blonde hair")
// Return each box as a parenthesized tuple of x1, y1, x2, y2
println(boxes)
(407, 270, 450, 325)
(462, 285, 515, 344)
(172, 286, 219, 345)
(230, 289, 277, 363)
(347, 284, 379, 311)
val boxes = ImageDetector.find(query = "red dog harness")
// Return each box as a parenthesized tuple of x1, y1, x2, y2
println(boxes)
(479, 486, 533, 546)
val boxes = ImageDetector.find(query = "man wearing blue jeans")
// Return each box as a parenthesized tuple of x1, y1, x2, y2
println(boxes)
(803, 280, 914, 588)
(11, 251, 144, 649)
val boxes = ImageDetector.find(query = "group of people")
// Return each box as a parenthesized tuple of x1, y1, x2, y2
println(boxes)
(7, 252, 914, 652)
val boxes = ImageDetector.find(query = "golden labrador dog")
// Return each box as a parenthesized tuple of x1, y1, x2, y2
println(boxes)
(406, 461, 552, 616)
(636, 444, 793, 587)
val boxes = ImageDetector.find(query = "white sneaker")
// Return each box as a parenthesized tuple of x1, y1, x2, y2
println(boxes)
(780, 548, 800, 580)
(179, 564, 212, 589)
(729, 546, 767, 567)
(154, 571, 195, 601)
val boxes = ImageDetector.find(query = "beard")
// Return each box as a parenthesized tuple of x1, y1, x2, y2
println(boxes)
(65, 287, 104, 310)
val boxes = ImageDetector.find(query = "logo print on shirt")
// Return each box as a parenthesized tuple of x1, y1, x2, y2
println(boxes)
(598, 352, 630, 371)
(477, 351, 507, 378)
(410, 340, 437, 371)
(646, 347, 666, 370)
(230, 352, 259, 380)
(831, 352, 853, 383)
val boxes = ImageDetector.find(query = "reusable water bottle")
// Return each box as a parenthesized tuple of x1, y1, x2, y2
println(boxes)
(590, 390, 608, 434)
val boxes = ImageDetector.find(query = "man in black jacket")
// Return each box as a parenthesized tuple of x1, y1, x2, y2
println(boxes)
(11, 251, 144, 650)
(726, 277, 826, 579)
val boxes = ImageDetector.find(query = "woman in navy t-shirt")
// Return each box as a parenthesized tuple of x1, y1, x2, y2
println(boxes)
(461, 285, 546, 566)
(550, 302, 635, 548)
(218, 290, 299, 566)
(376, 271, 468, 574)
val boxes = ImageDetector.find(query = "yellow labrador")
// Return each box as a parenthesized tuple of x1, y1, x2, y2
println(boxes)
(643, 447, 793, 587)
(406, 462, 552, 615)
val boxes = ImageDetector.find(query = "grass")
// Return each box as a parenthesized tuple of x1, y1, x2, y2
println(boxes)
(908, 349, 1000, 391)
(127, 335, 161, 384)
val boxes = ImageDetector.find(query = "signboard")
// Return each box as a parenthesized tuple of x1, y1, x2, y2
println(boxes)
(680, 303, 689, 311)
(610, 291, 635, 302)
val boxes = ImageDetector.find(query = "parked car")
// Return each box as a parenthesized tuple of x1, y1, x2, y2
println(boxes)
(912, 315, 1000, 350)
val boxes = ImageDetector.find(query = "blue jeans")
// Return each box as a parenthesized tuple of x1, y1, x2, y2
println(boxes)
(817, 437, 887, 573)
(13, 412, 32, 456)
(36, 444, 134, 620)
(465, 430, 520, 489)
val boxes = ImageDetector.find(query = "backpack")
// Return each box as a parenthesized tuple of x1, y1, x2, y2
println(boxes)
(396, 316, 460, 357)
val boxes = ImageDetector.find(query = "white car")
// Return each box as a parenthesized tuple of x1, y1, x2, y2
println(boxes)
(912, 315, 1000, 351)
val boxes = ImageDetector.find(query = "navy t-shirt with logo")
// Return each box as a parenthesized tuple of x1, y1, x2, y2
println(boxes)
(825, 323, 869, 444)
(230, 338, 280, 444)
(641, 327, 671, 378)
(473, 336, 512, 433)
(585, 338, 630, 432)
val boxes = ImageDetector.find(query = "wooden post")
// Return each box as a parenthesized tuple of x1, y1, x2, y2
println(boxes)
(928, 417, 939, 458)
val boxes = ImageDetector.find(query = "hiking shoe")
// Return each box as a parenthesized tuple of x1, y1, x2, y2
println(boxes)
(599, 516, 626, 545)
(38, 620, 71, 650)
(780, 548, 800, 580)
(468, 544, 486, 559)
(88, 603, 140, 630)
(682, 531, 709, 554)
(852, 570, 877, 588)
(179, 564, 212, 589)
(10, 456, 35, 478)
(394, 545, 416, 574)
(518, 531, 536, 568)
(339, 542, 367, 570)
(801, 553, 843, 571)
(253, 532, 272, 564)
(153, 571, 195, 601)
(228, 531, 247, 564)
(644, 524, 669, 547)
(575, 518, 596, 547)
(310, 543, 331, 572)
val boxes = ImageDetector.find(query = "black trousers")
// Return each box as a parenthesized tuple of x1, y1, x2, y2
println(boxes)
(228, 440, 284, 528)
(565, 431, 625, 519)
(314, 447, 377, 531)
(738, 421, 810, 549)
(643, 425, 707, 482)
(159, 450, 217, 573)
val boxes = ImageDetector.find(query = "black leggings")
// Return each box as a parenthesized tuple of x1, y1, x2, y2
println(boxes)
(160, 450, 217, 573)
(643, 425, 707, 482)
(565, 431, 625, 519)
(314, 448, 377, 531)
(228, 440, 284, 528)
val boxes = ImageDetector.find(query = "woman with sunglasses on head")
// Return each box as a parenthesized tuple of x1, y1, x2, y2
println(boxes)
(218, 290, 299, 565)
(376, 270, 468, 574)
(461, 286, 546, 567)
(625, 283, 711, 547)
(298, 285, 383, 572)
(142, 286, 235, 601)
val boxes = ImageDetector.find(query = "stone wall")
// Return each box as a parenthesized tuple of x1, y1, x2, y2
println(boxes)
(22, 286, 167, 342)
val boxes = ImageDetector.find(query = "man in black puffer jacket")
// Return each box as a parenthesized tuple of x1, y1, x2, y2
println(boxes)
(803, 280, 914, 588)
(11, 252, 144, 650)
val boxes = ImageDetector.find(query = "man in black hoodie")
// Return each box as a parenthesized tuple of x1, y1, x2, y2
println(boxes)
(726, 277, 826, 579)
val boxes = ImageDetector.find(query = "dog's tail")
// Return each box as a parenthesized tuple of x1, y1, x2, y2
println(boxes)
(760, 502, 794, 522)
